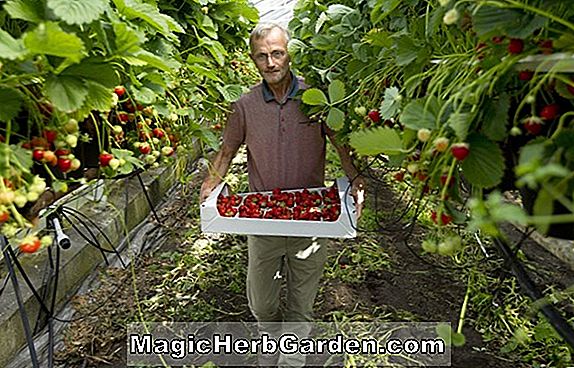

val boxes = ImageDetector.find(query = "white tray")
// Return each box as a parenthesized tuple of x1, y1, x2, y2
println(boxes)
(200, 177, 357, 238)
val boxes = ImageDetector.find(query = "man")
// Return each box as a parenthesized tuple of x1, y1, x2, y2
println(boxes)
(200, 22, 364, 366)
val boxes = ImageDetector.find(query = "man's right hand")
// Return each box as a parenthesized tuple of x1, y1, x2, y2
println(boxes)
(199, 179, 218, 203)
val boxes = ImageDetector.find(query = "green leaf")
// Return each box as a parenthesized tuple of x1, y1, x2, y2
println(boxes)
(310, 35, 336, 51)
(47, 0, 107, 25)
(199, 15, 218, 39)
(400, 97, 439, 130)
(4, 0, 44, 23)
(201, 38, 227, 66)
(452, 332, 466, 347)
(447, 112, 472, 141)
(24, 22, 85, 62)
(217, 84, 245, 103)
(45, 75, 88, 112)
(134, 50, 180, 72)
(379, 87, 401, 119)
(302, 88, 328, 106)
(328, 80, 345, 104)
(130, 86, 156, 105)
(461, 134, 505, 189)
(0, 29, 27, 60)
(326, 4, 354, 20)
(349, 127, 403, 156)
(187, 64, 221, 82)
(435, 324, 452, 346)
(9, 144, 33, 173)
(473, 7, 547, 39)
(395, 36, 418, 66)
(113, 0, 171, 37)
(75, 80, 113, 119)
(326, 107, 345, 130)
(371, 0, 400, 24)
(61, 58, 119, 88)
(481, 94, 509, 142)
(0, 88, 23, 122)
(113, 22, 145, 54)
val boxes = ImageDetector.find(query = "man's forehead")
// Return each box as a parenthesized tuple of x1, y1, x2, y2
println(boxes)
(252, 29, 287, 48)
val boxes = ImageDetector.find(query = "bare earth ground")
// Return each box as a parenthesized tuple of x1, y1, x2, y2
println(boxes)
(51, 170, 574, 368)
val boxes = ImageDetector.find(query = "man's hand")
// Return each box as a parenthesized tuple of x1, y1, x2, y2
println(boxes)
(350, 176, 366, 220)
(200, 178, 219, 203)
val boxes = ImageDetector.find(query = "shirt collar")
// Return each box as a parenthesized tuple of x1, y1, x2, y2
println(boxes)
(262, 71, 299, 103)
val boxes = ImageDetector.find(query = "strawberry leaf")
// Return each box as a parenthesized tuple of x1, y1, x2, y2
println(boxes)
(326, 107, 345, 130)
(349, 127, 403, 156)
(379, 87, 401, 119)
(302, 88, 328, 106)
(328, 80, 345, 104)
(461, 134, 504, 189)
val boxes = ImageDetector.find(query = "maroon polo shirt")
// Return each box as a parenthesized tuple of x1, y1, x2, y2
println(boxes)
(223, 74, 326, 192)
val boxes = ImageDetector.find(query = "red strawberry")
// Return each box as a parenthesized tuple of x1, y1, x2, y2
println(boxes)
(118, 112, 129, 122)
(57, 158, 72, 172)
(523, 116, 543, 135)
(33, 149, 45, 161)
(152, 128, 165, 139)
(431, 211, 453, 226)
(114, 86, 126, 97)
(539, 39, 553, 54)
(19, 237, 41, 254)
(508, 38, 524, 54)
(139, 143, 151, 155)
(539, 103, 560, 120)
(99, 152, 114, 167)
(54, 148, 70, 157)
(43, 130, 57, 143)
(451, 143, 470, 161)
(368, 110, 380, 123)
(518, 70, 533, 81)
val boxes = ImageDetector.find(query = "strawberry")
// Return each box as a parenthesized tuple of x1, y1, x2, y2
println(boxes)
(54, 148, 70, 157)
(523, 116, 543, 135)
(431, 210, 453, 226)
(440, 174, 454, 187)
(518, 70, 533, 81)
(139, 143, 151, 155)
(114, 86, 126, 97)
(43, 130, 57, 143)
(0, 211, 9, 223)
(539, 39, 553, 54)
(57, 158, 72, 172)
(118, 112, 129, 122)
(99, 152, 114, 167)
(161, 146, 174, 156)
(153, 128, 165, 139)
(508, 38, 524, 54)
(368, 110, 380, 123)
(539, 103, 560, 120)
(451, 143, 470, 161)
(434, 137, 450, 152)
(492, 36, 505, 44)
(393, 171, 405, 182)
(19, 236, 41, 254)
(33, 149, 45, 161)
(43, 150, 57, 166)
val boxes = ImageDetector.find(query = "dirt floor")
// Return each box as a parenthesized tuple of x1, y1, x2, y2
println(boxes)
(51, 168, 574, 368)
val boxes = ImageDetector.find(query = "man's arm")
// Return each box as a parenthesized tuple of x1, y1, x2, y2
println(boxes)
(324, 126, 366, 218)
(199, 142, 240, 203)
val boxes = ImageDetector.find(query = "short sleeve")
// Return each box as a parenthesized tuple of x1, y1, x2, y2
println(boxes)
(222, 101, 246, 151)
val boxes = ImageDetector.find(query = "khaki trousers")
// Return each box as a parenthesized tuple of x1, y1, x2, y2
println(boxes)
(247, 235, 328, 367)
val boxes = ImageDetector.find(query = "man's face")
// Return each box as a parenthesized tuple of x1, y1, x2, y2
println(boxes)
(250, 28, 291, 86)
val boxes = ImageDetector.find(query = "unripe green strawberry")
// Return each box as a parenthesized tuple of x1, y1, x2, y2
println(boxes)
(65, 134, 78, 148)
(14, 193, 28, 208)
(434, 137, 450, 152)
(417, 128, 431, 142)
(26, 191, 39, 202)
(109, 158, 120, 170)
(65, 119, 79, 133)
(354, 106, 367, 116)
(112, 125, 123, 135)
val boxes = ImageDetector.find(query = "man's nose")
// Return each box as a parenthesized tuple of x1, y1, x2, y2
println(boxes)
(265, 55, 276, 67)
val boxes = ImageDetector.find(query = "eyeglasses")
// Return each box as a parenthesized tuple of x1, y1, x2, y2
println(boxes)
(253, 50, 287, 63)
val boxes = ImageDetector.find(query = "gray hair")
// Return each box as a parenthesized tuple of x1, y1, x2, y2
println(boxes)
(249, 22, 291, 53)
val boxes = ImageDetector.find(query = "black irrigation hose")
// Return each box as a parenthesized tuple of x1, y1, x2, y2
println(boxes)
(493, 236, 574, 350)
(136, 171, 163, 225)
(2, 241, 40, 368)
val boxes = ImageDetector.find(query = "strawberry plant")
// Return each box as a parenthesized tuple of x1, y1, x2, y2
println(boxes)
(291, 0, 574, 240)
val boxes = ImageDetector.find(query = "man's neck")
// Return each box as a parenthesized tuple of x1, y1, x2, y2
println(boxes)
(267, 73, 293, 103)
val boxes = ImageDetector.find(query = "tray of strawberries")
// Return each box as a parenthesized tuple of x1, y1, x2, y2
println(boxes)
(200, 177, 357, 238)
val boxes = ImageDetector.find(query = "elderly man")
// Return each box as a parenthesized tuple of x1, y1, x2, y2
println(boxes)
(200, 22, 364, 366)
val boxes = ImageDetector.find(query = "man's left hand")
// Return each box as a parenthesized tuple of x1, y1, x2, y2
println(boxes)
(350, 176, 366, 220)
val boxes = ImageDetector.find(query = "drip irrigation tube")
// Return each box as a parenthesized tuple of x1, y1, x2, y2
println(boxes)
(493, 237, 574, 349)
